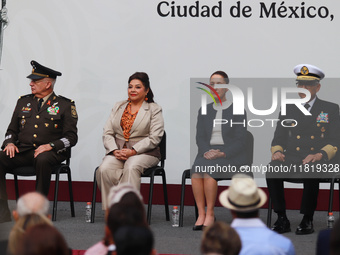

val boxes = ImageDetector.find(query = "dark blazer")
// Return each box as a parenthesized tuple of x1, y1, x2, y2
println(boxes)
(271, 97, 340, 162)
(1, 92, 78, 154)
(195, 102, 247, 164)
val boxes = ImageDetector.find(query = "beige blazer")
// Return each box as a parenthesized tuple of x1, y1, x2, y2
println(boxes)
(102, 100, 164, 158)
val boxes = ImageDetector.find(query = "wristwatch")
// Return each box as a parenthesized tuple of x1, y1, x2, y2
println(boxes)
(49, 142, 55, 150)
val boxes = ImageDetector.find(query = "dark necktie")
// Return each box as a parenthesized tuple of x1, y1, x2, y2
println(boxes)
(304, 103, 310, 111)
(37, 98, 44, 111)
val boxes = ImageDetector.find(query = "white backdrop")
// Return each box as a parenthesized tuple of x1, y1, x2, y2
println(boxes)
(1, 0, 340, 187)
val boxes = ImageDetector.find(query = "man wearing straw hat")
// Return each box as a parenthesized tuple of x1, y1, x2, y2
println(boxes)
(219, 174, 295, 255)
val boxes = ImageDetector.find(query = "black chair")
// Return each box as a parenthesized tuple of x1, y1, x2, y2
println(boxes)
(179, 130, 254, 227)
(91, 132, 170, 225)
(266, 173, 340, 227)
(7, 151, 75, 221)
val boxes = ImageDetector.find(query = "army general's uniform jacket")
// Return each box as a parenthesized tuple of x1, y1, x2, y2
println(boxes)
(1, 92, 78, 154)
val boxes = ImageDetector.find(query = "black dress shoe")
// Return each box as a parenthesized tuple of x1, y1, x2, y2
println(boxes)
(0, 200, 11, 223)
(296, 217, 314, 235)
(193, 224, 203, 231)
(272, 216, 291, 234)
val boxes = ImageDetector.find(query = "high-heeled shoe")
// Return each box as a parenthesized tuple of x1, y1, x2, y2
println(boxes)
(193, 224, 204, 231)
(203, 217, 216, 229)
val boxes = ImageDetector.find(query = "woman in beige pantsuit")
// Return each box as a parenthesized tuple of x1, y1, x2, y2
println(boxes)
(96, 72, 164, 209)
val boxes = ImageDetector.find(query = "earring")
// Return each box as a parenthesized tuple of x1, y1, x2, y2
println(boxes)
(128, 97, 131, 101)
(145, 97, 148, 101)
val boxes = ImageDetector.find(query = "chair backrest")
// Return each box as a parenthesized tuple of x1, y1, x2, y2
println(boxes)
(245, 131, 254, 166)
(159, 131, 166, 168)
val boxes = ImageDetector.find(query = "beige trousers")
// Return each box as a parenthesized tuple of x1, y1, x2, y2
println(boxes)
(96, 154, 159, 210)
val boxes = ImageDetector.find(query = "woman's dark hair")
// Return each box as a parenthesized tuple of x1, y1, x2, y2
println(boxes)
(128, 72, 154, 103)
(107, 192, 148, 235)
(15, 224, 69, 255)
(114, 226, 154, 255)
(210, 70, 229, 84)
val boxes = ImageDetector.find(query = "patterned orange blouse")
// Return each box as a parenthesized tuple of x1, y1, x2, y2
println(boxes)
(121, 102, 139, 141)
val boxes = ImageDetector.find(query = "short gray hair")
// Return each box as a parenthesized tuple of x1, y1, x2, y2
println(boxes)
(16, 192, 49, 217)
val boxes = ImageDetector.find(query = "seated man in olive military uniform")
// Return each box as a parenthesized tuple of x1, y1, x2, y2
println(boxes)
(266, 64, 340, 235)
(0, 60, 78, 223)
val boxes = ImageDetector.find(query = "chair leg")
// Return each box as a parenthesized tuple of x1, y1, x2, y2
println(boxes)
(14, 175, 19, 201)
(267, 197, 272, 227)
(179, 170, 188, 227)
(146, 173, 156, 225)
(328, 178, 335, 213)
(338, 180, 340, 218)
(52, 170, 61, 221)
(161, 170, 170, 221)
(194, 201, 198, 220)
(67, 168, 75, 217)
(91, 167, 98, 223)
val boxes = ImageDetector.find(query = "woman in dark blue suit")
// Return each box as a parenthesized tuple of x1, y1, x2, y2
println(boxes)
(191, 71, 247, 230)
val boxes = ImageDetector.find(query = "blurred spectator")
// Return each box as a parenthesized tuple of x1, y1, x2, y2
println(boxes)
(330, 219, 340, 255)
(4, 192, 51, 255)
(316, 227, 332, 255)
(201, 221, 241, 255)
(8, 213, 52, 255)
(219, 174, 295, 255)
(14, 223, 69, 255)
(85, 183, 148, 255)
(12, 192, 50, 221)
(113, 226, 156, 255)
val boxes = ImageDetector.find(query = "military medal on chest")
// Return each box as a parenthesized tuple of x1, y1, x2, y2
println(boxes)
(47, 102, 60, 115)
(316, 111, 329, 123)
(21, 103, 32, 113)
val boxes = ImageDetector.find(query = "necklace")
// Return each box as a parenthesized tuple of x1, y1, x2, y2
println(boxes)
(127, 102, 139, 116)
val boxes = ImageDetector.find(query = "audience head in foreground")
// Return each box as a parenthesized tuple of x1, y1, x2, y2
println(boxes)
(114, 226, 156, 255)
(13, 192, 50, 220)
(106, 183, 148, 236)
(8, 213, 52, 255)
(330, 219, 340, 255)
(219, 174, 267, 217)
(219, 174, 296, 255)
(201, 221, 241, 255)
(85, 183, 148, 255)
(15, 223, 69, 255)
